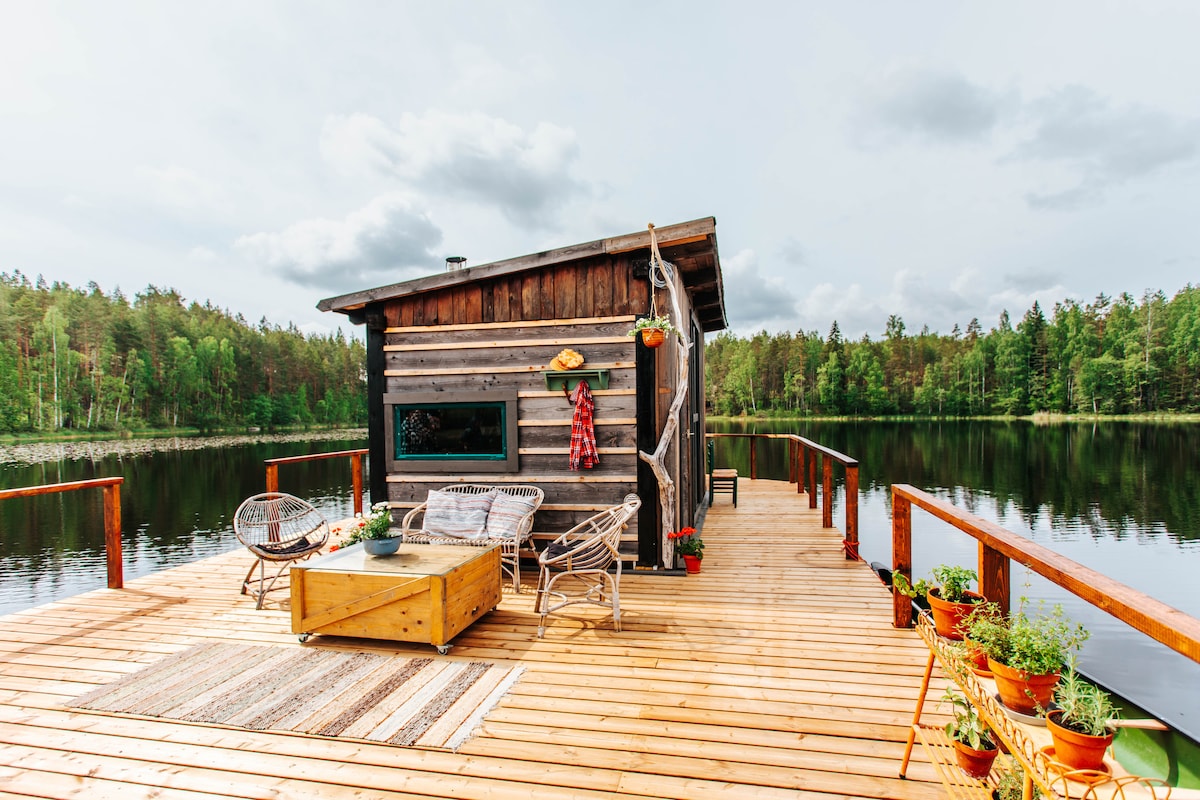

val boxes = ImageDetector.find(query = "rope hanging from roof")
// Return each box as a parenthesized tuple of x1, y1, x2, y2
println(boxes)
(638, 223, 692, 568)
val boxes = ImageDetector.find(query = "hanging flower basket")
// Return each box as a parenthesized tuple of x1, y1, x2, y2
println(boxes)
(641, 328, 666, 348)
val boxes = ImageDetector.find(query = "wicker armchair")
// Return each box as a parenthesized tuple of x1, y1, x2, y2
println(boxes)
(234, 493, 329, 609)
(402, 484, 545, 592)
(534, 493, 641, 638)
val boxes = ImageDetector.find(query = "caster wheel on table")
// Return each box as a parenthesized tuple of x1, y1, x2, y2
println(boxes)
(436, 644, 451, 655)
(298, 633, 312, 644)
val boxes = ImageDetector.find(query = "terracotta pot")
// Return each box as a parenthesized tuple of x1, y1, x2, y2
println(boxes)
(927, 588, 985, 640)
(963, 638, 991, 675)
(682, 554, 702, 574)
(952, 738, 999, 780)
(987, 657, 1059, 716)
(640, 328, 666, 348)
(1046, 710, 1114, 772)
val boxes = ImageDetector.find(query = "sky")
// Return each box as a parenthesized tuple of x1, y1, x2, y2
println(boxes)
(3, 1, 1199, 341)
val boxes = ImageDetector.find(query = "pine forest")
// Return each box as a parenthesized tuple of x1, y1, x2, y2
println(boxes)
(705, 287, 1200, 417)
(0, 273, 367, 434)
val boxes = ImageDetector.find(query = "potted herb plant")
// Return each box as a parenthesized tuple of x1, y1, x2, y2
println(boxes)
(941, 687, 999, 779)
(1045, 665, 1118, 771)
(345, 502, 401, 556)
(894, 564, 986, 640)
(991, 758, 1041, 800)
(669, 526, 704, 573)
(965, 600, 1089, 716)
(627, 315, 679, 349)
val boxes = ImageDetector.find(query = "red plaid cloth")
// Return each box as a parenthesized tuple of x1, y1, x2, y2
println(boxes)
(569, 379, 599, 470)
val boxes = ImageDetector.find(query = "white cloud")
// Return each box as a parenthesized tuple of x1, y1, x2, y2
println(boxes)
(721, 249, 800, 333)
(851, 67, 1014, 147)
(319, 110, 585, 228)
(188, 246, 218, 262)
(234, 194, 443, 292)
(1014, 86, 1200, 209)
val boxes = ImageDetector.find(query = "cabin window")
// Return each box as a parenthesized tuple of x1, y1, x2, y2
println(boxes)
(383, 391, 519, 473)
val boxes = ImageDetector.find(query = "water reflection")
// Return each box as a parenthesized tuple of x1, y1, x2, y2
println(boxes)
(709, 418, 1200, 740)
(0, 435, 367, 616)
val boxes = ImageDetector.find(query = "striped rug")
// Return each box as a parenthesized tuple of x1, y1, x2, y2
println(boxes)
(70, 641, 524, 751)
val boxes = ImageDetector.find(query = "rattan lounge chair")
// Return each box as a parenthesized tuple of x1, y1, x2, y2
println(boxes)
(234, 492, 329, 609)
(534, 493, 641, 638)
(402, 484, 545, 592)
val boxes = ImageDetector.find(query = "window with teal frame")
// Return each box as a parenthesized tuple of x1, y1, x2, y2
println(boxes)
(383, 391, 519, 473)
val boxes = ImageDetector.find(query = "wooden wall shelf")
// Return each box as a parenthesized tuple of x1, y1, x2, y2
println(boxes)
(542, 369, 610, 393)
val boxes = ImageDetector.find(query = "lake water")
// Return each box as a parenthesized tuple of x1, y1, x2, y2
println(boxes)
(3, 422, 1197, 741)
(710, 419, 1200, 741)
(0, 432, 368, 617)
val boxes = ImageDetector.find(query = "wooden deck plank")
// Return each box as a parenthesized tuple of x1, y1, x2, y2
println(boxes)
(0, 479, 943, 799)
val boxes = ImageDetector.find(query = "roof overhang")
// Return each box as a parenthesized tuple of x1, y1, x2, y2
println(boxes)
(317, 217, 727, 332)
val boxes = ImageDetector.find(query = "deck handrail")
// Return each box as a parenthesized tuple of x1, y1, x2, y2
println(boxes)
(0, 477, 125, 589)
(706, 433, 859, 559)
(264, 448, 368, 516)
(891, 483, 1200, 665)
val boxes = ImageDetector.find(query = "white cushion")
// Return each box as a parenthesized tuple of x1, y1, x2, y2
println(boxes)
(485, 491, 539, 539)
(423, 489, 497, 540)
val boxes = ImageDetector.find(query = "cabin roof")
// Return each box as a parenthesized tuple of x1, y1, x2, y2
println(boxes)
(316, 217, 727, 332)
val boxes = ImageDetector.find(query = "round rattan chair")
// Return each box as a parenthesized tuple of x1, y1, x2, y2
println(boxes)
(234, 492, 329, 609)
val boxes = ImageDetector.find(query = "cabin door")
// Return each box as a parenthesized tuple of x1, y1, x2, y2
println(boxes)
(689, 320, 705, 519)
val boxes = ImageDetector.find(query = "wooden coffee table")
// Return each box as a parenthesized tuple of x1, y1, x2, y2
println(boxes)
(290, 542, 502, 654)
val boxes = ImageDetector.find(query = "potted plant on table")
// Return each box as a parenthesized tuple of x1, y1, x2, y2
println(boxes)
(1045, 664, 1118, 771)
(627, 315, 679, 349)
(894, 564, 986, 641)
(942, 687, 1000, 779)
(670, 527, 704, 573)
(345, 502, 402, 556)
(964, 599, 1089, 716)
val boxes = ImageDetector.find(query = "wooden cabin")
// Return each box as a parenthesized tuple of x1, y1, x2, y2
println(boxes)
(317, 218, 727, 568)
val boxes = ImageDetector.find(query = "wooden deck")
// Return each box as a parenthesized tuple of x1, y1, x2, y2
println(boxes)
(0, 479, 948, 799)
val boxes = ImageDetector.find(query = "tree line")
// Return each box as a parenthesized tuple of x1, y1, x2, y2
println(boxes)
(705, 287, 1200, 416)
(0, 273, 367, 433)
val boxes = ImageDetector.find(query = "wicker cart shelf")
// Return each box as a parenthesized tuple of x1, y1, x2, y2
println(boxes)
(901, 614, 1172, 800)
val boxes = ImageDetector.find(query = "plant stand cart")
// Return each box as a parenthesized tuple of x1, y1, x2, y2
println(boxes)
(290, 542, 501, 654)
(899, 613, 1170, 800)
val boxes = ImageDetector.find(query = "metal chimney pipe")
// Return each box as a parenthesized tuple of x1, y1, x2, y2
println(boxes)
(446, 256, 467, 272)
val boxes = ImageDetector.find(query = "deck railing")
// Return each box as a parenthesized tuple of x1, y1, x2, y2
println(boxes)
(706, 433, 860, 559)
(0, 477, 125, 589)
(264, 448, 369, 516)
(891, 483, 1200, 664)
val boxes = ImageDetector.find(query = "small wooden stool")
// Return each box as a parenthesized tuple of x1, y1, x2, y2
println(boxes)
(710, 468, 738, 507)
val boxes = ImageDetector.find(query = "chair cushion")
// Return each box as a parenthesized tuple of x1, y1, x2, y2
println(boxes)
(543, 540, 580, 562)
(257, 536, 313, 556)
(485, 491, 539, 539)
(423, 489, 497, 540)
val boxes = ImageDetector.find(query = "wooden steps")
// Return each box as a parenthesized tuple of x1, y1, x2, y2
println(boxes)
(0, 479, 946, 799)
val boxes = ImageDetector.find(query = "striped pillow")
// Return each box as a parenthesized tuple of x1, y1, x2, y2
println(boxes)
(423, 489, 497, 540)
(485, 492, 539, 540)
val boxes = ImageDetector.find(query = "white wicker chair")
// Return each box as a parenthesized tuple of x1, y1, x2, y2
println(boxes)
(402, 484, 545, 592)
(234, 492, 329, 609)
(534, 493, 641, 638)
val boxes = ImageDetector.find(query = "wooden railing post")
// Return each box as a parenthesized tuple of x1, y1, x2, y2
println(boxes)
(350, 453, 364, 516)
(1, 477, 125, 592)
(822, 456, 833, 529)
(796, 441, 805, 494)
(749, 437, 758, 480)
(265, 464, 279, 494)
(892, 488, 913, 628)
(807, 448, 817, 508)
(788, 439, 796, 485)
(980, 543, 1011, 617)
(103, 482, 123, 589)
(844, 464, 859, 560)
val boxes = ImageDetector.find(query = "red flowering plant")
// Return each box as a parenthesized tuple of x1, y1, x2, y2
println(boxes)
(668, 526, 704, 559)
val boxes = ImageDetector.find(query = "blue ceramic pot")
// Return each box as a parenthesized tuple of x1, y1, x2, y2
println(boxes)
(362, 536, 401, 556)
